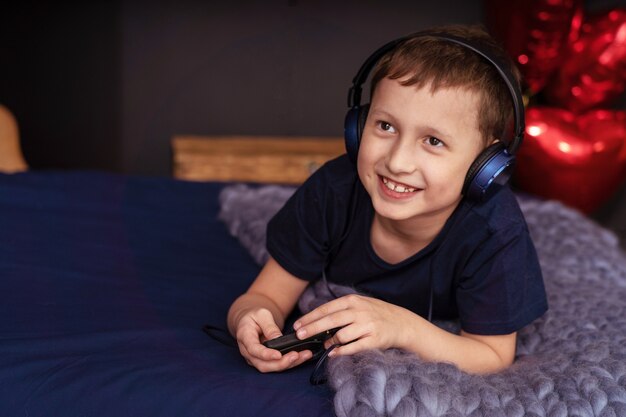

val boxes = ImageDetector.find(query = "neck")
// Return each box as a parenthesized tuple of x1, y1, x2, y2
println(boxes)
(370, 203, 460, 264)
(377, 214, 445, 245)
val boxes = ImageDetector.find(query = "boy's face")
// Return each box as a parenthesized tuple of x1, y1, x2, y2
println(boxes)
(357, 77, 485, 226)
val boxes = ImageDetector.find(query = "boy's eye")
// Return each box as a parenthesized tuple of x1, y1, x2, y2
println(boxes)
(426, 136, 444, 147)
(377, 121, 396, 133)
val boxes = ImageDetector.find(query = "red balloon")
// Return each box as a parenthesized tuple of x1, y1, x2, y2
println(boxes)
(485, 0, 583, 94)
(514, 107, 626, 213)
(545, 9, 626, 113)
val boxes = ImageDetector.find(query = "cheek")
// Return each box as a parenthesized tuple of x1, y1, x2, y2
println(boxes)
(451, 157, 479, 192)
(425, 157, 471, 190)
(356, 153, 372, 186)
(356, 136, 378, 174)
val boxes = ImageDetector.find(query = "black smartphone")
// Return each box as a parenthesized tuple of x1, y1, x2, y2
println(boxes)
(262, 327, 341, 355)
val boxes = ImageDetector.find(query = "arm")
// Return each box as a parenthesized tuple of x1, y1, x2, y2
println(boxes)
(396, 307, 516, 373)
(293, 294, 516, 374)
(227, 256, 311, 372)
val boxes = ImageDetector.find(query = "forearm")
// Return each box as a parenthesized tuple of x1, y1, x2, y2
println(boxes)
(227, 257, 309, 337)
(295, 294, 516, 374)
(399, 311, 515, 374)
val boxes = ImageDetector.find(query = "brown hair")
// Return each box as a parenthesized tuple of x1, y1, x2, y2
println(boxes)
(370, 25, 521, 145)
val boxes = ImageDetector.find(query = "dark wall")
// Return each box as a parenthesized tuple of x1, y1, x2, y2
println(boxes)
(1, 0, 485, 175)
(121, 0, 487, 175)
(0, 1, 121, 171)
(1, 0, 624, 177)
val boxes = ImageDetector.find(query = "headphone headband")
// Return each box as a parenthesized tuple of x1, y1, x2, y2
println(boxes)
(347, 32, 525, 154)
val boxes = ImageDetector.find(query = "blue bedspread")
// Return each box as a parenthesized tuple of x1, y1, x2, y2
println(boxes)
(0, 171, 333, 417)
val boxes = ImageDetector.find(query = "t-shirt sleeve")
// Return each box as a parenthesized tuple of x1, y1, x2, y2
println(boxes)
(456, 223, 548, 335)
(266, 165, 340, 281)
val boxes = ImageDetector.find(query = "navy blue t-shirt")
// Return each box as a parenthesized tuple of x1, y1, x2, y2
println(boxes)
(267, 154, 548, 335)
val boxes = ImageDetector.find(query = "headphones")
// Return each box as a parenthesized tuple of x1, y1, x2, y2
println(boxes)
(344, 32, 525, 201)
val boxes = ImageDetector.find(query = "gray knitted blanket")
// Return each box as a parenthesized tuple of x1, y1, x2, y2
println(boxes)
(218, 184, 626, 417)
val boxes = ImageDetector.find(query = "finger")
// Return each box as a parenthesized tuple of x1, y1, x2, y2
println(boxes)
(239, 341, 277, 366)
(323, 321, 373, 349)
(254, 309, 283, 341)
(248, 350, 302, 373)
(294, 297, 351, 329)
(246, 340, 283, 361)
(285, 350, 314, 369)
(259, 322, 283, 342)
(296, 308, 354, 340)
(327, 338, 369, 357)
(238, 328, 282, 361)
(324, 326, 352, 349)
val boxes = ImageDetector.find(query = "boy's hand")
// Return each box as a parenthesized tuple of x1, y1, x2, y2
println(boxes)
(235, 307, 313, 372)
(293, 294, 412, 356)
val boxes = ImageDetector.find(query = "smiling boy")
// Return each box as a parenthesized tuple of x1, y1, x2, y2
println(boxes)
(227, 25, 547, 374)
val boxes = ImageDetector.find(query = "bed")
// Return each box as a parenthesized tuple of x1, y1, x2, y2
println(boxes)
(0, 170, 334, 417)
(2, 134, 626, 417)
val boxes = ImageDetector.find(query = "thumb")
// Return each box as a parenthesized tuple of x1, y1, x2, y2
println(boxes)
(261, 322, 283, 341)
(255, 309, 283, 340)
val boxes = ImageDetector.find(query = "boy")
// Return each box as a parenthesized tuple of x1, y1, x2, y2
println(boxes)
(227, 25, 547, 374)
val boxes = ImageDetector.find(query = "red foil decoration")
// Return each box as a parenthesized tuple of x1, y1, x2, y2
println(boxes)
(485, 0, 583, 94)
(515, 107, 626, 213)
(545, 9, 626, 113)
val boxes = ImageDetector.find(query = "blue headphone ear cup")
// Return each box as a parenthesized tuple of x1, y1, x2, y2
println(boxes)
(463, 142, 516, 200)
(357, 103, 370, 140)
(344, 107, 360, 164)
(344, 104, 370, 164)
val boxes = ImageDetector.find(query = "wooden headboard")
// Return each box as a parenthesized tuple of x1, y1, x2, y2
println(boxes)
(171, 135, 345, 184)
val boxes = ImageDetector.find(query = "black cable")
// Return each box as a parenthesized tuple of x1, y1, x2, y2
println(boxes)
(202, 324, 237, 347)
(310, 344, 342, 385)
(425, 200, 477, 323)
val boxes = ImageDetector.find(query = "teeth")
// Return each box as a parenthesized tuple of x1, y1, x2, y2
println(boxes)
(382, 177, 416, 193)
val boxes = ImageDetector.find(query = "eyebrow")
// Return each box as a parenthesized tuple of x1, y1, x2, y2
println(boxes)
(369, 108, 454, 140)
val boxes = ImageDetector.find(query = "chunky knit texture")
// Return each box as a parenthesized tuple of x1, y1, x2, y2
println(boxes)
(219, 184, 626, 417)
(218, 183, 295, 265)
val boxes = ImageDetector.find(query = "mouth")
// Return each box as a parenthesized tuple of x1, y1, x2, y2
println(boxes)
(379, 176, 422, 195)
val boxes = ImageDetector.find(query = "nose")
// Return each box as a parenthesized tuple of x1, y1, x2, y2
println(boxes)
(386, 136, 418, 175)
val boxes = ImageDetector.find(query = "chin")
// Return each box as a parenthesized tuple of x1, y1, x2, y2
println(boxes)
(372, 194, 462, 223)
(371, 198, 422, 221)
